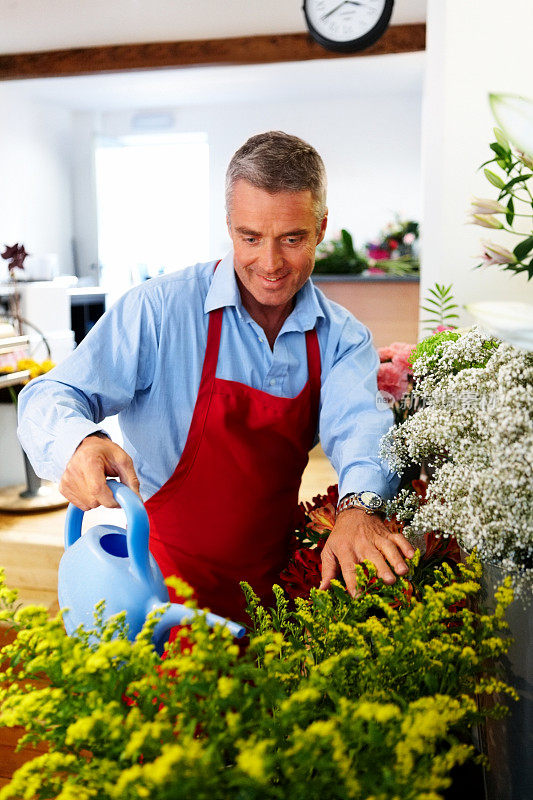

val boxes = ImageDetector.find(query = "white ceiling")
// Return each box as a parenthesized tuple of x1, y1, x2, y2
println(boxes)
(13, 51, 425, 112)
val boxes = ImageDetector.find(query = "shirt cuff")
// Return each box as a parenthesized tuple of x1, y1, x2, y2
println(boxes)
(51, 420, 112, 481)
(338, 464, 400, 502)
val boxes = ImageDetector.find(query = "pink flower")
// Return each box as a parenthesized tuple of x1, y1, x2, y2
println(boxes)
(367, 245, 390, 260)
(433, 325, 455, 333)
(388, 341, 415, 356)
(368, 266, 386, 274)
(377, 361, 409, 401)
(378, 346, 395, 362)
(385, 342, 416, 374)
(403, 232, 416, 245)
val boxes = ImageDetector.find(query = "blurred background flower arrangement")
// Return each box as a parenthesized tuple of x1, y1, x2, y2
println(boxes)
(314, 217, 420, 277)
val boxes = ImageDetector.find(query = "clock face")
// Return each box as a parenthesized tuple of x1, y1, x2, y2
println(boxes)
(304, 0, 394, 52)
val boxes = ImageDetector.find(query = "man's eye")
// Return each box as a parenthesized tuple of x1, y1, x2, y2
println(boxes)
(244, 237, 257, 244)
(285, 237, 302, 245)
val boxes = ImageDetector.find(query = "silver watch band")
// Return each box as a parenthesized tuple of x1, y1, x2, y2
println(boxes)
(336, 491, 383, 515)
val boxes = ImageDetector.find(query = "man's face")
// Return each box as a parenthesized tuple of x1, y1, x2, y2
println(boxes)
(227, 180, 327, 317)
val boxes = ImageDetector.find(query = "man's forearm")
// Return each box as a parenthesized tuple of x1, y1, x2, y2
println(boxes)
(17, 378, 108, 483)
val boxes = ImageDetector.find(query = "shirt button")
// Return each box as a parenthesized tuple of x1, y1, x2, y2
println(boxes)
(258, 338, 264, 343)
(269, 378, 276, 386)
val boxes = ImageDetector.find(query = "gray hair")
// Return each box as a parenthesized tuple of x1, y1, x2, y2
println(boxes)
(225, 131, 327, 233)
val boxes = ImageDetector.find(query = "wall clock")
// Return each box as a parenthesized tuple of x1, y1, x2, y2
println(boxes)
(303, 0, 395, 53)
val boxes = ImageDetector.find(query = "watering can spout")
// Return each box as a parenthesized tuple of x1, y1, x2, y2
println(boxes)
(151, 602, 246, 655)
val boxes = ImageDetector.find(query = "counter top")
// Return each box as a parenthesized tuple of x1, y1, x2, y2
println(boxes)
(312, 273, 419, 283)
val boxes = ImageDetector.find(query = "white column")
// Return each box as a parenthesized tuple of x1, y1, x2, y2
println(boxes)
(420, 0, 533, 334)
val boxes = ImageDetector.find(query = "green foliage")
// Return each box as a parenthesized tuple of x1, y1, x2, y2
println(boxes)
(0, 558, 515, 800)
(409, 329, 499, 376)
(420, 283, 459, 333)
(409, 330, 461, 368)
(314, 228, 367, 275)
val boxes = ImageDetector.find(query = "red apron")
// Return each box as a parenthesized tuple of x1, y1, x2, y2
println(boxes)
(145, 265, 321, 625)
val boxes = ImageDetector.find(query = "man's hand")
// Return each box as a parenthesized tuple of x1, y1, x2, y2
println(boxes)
(59, 433, 141, 510)
(319, 508, 415, 597)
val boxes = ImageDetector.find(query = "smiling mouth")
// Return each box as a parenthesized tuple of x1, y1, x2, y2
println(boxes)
(259, 274, 287, 283)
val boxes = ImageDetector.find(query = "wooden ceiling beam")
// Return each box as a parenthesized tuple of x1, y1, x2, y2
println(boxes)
(0, 24, 425, 81)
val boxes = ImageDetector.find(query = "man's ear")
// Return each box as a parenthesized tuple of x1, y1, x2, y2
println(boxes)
(316, 210, 328, 246)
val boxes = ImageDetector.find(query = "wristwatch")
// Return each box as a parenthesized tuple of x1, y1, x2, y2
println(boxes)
(337, 491, 383, 515)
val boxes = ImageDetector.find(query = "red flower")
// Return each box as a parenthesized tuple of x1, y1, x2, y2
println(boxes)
(388, 239, 399, 250)
(306, 503, 336, 536)
(424, 531, 460, 564)
(280, 546, 323, 601)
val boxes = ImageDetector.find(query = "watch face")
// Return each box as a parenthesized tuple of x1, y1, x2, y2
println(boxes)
(304, 0, 394, 53)
(359, 491, 383, 509)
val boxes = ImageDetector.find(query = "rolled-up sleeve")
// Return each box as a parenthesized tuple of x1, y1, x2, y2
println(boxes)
(319, 315, 399, 500)
(17, 287, 158, 483)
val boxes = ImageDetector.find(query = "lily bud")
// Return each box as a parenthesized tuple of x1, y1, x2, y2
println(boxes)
(480, 241, 517, 266)
(470, 214, 504, 229)
(489, 93, 533, 159)
(471, 197, 508, 215)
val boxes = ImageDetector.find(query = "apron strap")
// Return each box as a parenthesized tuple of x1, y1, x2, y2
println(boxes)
(305, 328, 321, 428)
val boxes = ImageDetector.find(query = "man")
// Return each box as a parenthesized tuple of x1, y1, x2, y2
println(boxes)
(18, 131, 413, 623)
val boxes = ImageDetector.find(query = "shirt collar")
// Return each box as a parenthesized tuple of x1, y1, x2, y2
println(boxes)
(204, 249, 325, 332)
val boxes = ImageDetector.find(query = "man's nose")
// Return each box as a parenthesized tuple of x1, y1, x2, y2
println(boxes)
(259, 240, 283, 272)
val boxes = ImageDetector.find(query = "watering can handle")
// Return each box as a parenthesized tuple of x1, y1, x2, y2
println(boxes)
(64, 480, 151, 583)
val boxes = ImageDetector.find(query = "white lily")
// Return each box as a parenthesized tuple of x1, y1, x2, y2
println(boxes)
(471, 197, 508, 215)
(465, 301, 533, 351)
(470, 214, 503, 229)
(489, 94, 533, 158)
(480, 241, 517, 266)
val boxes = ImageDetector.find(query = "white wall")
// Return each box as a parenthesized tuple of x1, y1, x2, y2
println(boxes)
(420, 0, 533, 330)
(75, 85, 421, 272)
(0, 83, 74, 281)
(0, 0, 427, 53)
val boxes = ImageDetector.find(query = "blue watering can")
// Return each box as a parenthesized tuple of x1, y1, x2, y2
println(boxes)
(58, 479, 245, 654)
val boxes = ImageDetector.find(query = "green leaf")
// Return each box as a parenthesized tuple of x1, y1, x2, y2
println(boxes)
(478, 157, 497, 170)
(341, 228, 355, 259)
(500, 173, 533, 193)
(484, 169, 505, 189)
(506, 197, 515, 226)
(490, 142, 508, 159)
(513, 235, 533, 261)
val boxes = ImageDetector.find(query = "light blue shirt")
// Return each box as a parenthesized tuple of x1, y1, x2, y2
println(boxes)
(18, 251, 398, 502)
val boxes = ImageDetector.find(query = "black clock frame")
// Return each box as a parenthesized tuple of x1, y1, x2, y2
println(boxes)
(303, 0, 395, 54)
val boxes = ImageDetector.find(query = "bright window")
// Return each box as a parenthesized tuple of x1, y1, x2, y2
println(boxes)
(95, 132, 209, 302)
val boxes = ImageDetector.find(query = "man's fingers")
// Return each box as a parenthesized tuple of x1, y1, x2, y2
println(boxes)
(112, 453, 142, 500)
(375, 537, 409, 577)
(360, 544, 396, 585)
(339, 557, 359, 597)
(319, 548, 339, 591)
(387, 532, 415, 560)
